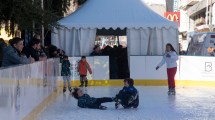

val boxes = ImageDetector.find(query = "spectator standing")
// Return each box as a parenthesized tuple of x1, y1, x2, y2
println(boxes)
(23, 38, 45, 61)
(90, 45, 102, 56)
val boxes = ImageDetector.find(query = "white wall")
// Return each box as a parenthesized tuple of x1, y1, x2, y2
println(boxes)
(130, 56, 215, 81)
(130, 56, 180, 80)
(179, 9, 189, 32)
(0, 59, 59, 120)
(65, 56, 109, 80)
(180, 56, 215, 81)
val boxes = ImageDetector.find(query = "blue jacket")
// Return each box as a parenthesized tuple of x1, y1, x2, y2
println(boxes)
(78, 94, 97, 108)
(61, 60, 71, 76)
(121, 86, 138, 95)
(116, 86, 139, 108)
(117, 86, 138, 101)
(2, 46, 30, 67)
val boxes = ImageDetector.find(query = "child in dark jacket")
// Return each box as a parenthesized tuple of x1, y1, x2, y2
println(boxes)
(115, 78, 139, 109)
(72, 87, 114, 110)
(61, 55, 72, 93)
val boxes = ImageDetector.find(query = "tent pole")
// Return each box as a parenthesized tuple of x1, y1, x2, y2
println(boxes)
(117, 36, 120, 46)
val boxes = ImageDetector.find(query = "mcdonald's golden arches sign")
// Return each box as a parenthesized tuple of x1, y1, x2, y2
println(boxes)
(164, 12, 180, 27)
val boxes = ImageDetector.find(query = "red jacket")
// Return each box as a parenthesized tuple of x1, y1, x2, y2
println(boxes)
(78, 60, 92, 76)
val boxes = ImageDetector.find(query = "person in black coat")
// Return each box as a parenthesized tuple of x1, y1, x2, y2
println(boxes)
(115, 78, 139, 109)
(23, 38, 42, 61)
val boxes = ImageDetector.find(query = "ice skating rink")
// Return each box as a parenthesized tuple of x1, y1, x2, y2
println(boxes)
(37, 86, 215, 120)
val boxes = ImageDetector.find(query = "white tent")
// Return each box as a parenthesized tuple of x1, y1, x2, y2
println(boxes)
(52, 0, 178, 56)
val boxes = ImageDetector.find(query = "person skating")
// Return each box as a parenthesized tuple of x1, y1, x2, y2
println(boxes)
(61, 55, 72, 93)
(115, 78, 139, 109)
(156, 43, 178, 95)
(72, 87, 115, 110)
(77, 56, 92, 87)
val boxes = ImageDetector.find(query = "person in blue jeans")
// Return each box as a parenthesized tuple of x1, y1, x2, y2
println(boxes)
(72, 87, 115, 110)
(61, 55, 72, 93)
(115, 78, 139, 109)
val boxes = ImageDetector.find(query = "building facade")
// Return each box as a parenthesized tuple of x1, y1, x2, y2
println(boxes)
(181, 0, 215, 32)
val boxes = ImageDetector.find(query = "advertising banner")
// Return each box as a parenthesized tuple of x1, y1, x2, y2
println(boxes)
(165, 12, 180, 26)
(180, 56, 215, 81)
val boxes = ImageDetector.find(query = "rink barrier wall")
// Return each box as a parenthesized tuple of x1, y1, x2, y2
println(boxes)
(129, 56, 215, 83)
(0, 59, 61, 120)
(23, 86, 61, 120)
(64, 56, 215, 86)
(1, 56, 215, 120)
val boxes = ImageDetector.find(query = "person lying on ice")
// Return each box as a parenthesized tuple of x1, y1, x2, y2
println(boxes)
(72, 87, 115, 110)
(115, 78, 139, 109)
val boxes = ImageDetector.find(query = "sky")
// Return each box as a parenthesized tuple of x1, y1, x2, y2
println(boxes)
(143, 0, 166, 5)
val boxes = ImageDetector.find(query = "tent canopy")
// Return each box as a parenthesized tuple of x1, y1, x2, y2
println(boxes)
(59, 0, 177, 29)
(53, 0, 178, 56)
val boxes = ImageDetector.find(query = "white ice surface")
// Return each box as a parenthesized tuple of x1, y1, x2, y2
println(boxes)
(37, 86, 215, 120)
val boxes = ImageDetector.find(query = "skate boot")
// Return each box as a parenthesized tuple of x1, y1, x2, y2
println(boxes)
(85, 81, 88, 87)
(171, 88, 176, 95)
(168, 90, 171, 95)
(99, 105, 107, 110)
(63, 87, 66, 93)
(168, 88, 176, 95)
(68, 87, 72, 93)
(79, 82, 84, 87)
(115, 99, 121, 109)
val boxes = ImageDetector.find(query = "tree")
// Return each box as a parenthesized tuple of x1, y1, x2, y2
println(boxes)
(0, 0, 71, 36)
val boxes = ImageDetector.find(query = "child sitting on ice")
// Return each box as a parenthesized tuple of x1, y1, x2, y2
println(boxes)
(115, 78, 139, 109)
(72, 87, 115, 110)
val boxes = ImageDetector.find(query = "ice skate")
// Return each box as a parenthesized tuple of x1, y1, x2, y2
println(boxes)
(115, 99, 121, 109)
(99, 106, 107, 110)
(85, 81, 88, 87)
(63, 87, 66, 93)
(168, 88, 175, 95)
(171, 89, 176, 95)
(79, 83, 84, 87)
(83, 87, 88, 93)
(69, 87, 72, 93)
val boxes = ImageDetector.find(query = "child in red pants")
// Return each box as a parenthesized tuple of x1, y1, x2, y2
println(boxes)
(156, 43, 178, 95)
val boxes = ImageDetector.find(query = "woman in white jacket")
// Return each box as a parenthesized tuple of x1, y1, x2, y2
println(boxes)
(156, 43, 178, 95)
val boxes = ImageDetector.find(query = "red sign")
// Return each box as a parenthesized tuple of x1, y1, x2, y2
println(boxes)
(164, 12, 180, 27)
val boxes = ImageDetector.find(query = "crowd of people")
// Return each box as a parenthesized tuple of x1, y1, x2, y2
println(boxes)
(90, 45, 130, 79)
(0, 36, 66, 68)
